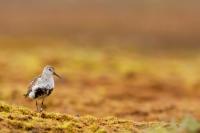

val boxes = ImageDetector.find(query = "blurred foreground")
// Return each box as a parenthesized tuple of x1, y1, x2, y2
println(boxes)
(0, 99, 200, 132)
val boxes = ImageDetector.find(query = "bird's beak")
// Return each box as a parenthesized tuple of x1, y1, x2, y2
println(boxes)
(53, 72, 61, 79)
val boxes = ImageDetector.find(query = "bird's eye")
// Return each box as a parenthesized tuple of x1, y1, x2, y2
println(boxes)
(48, 68, 52, 71)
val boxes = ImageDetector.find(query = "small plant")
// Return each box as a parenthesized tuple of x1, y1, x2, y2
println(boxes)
(144, 116, 200, 133)
(178, 115, 200, 133)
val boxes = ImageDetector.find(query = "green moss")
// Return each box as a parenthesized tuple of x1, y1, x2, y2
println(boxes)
(179, 116, 200, 133)
(56, 122, 76, 132)
(144, 117, 200, 133)
(0, 103, 12, 112)
(40, 112, 74, 122)
(0, 101, 199, 133)
(95, 128, 107, 133)
(17, 107, 34, 115)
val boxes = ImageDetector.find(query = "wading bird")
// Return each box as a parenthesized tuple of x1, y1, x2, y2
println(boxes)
(24, 65, 61, 112)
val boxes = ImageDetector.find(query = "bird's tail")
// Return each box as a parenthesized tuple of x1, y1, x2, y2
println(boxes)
(23, 93, 28, 98)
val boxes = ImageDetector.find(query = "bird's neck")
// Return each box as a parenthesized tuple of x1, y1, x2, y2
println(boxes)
(41, 73, 53, 80)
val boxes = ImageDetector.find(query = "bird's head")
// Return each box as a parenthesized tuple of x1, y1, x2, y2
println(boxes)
(43, 65, 61, 78)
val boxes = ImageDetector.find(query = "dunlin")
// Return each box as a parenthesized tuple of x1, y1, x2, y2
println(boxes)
(24, 65, 61, 112)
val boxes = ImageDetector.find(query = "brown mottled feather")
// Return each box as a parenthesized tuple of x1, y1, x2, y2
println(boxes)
(24, 75, 41, 97)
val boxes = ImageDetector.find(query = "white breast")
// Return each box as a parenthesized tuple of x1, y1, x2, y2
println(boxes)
(32, 76, 55, 91)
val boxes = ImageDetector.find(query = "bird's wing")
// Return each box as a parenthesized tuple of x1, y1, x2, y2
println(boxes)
(24, 75, 41, 97)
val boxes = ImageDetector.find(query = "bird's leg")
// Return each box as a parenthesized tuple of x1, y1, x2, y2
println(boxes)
(41, 98, 45, 107)
(40, 98, 46, 112)
(36, 100, 39, 112)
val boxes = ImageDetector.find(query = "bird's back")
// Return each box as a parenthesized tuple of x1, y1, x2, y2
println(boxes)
(24, 76, 40, 97)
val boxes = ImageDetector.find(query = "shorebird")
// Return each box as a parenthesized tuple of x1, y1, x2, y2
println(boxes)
(24, 65, 61, 112)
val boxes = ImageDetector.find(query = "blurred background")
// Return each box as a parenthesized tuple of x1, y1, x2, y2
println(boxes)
(0, 0, 200, 121)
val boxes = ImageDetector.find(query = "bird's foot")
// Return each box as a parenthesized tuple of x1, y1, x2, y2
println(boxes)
(36, 107, 44, 113)
(36, 108, 41, 113)
(38, 104, 47, 112)
(41, 104, 47, 109)
(39, 107, 43, 112)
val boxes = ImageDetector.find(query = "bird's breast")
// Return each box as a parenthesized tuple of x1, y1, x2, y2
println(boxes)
(35, 77, 54, 90)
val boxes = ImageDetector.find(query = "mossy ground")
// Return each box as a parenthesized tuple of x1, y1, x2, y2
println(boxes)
(0, 102, 154, 133)
(0, 102, 200, 133)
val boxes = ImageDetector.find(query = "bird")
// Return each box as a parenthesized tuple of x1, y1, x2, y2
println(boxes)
(24, 65, 61, 112)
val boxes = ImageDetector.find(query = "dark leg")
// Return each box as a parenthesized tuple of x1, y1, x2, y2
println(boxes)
(41, 98, 45, 107)
(36, 100, 39, 111)
(40, 98, 46, 112)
